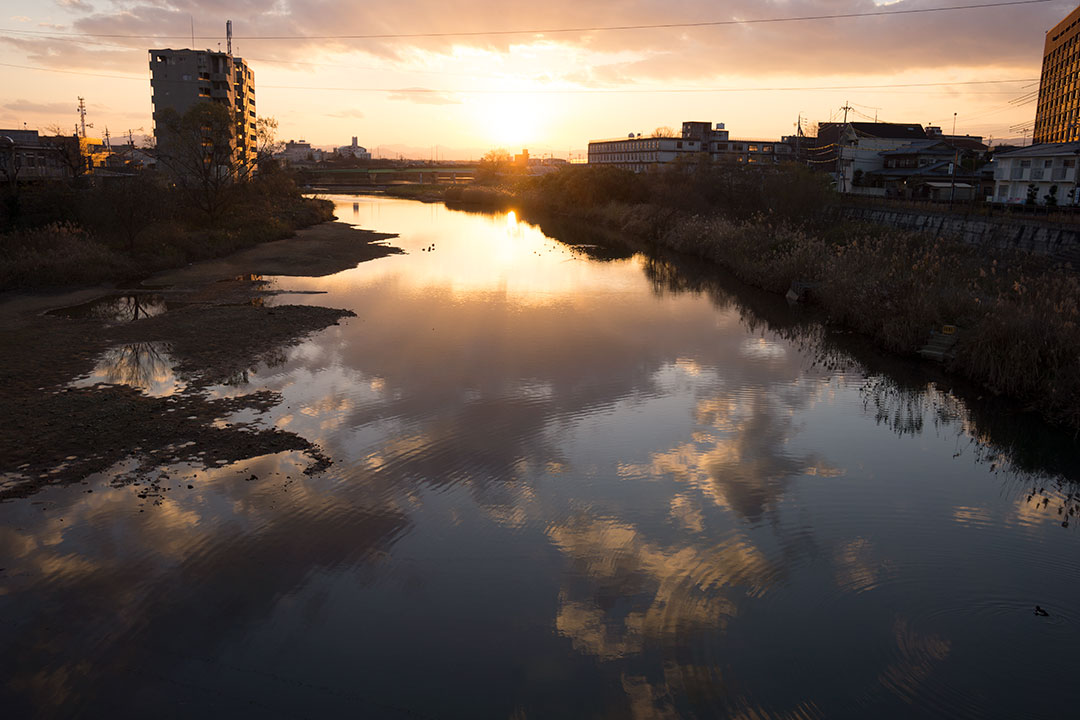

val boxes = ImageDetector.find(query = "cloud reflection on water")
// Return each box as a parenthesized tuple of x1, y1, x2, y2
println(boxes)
(3, 197, 1079, 717)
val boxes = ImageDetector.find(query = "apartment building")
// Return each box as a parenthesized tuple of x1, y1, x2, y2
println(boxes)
(992, 142, 1080, 204)
(1033, 4, 1080, 143)
(587, 121, 792, 172)
(0, 130, 71, 180)
(149, 48, 257, 167)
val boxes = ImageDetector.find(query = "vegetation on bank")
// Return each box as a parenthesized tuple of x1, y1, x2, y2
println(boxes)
(1, 169, 333, 289)
(451, 164, 1080, 428)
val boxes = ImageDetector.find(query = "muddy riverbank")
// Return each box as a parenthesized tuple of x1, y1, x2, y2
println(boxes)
(0, 220, 403, 499)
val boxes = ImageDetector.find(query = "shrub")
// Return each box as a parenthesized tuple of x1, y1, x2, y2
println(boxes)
(0, 222, 134, 288)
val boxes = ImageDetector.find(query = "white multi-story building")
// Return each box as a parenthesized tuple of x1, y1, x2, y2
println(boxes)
(588, 121, 793, 172)
(278, 140, 322, 164)
(336, 137, 371, 160)
(993, 142, 1080, 204)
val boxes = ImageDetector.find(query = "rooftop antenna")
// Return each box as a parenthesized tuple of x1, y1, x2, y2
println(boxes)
(227, 20, 233, 55)
(190, 16, 195, 48)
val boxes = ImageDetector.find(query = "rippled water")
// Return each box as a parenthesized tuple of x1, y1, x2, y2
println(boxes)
(3, 195, 1079, 718)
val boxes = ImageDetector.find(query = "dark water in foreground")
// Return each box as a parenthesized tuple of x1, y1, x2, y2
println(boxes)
(3, 195, 1080, 719)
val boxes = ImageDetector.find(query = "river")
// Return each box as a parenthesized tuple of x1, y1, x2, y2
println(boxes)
(2, 194, 1078, 718)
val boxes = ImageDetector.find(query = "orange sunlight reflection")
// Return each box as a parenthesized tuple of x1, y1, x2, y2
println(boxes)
(315, 198, 646, 307)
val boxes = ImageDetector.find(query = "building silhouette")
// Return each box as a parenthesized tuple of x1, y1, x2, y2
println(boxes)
(587, 121, 793, 172)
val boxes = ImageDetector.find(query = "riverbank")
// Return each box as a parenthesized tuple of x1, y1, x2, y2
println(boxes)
(1, 176, 336, 290)
(447, 170, 1080, 428)
(0, 220, 403, 499)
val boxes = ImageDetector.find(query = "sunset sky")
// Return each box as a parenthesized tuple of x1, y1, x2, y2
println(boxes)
(0, 0, 1074, 158)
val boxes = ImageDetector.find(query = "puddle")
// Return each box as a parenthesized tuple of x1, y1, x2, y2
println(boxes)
(70, 341, 186, 397)
(49, 294, 172, 322)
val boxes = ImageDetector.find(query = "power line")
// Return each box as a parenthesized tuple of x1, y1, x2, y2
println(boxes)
(0, 61, 145, 80)
(0, 62, 1037, 95)
(0, 1, 1053, 41)
(260, 79, 1042, 94)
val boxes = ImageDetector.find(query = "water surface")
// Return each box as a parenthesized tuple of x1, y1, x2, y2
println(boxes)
(2, 195, 1078, 719)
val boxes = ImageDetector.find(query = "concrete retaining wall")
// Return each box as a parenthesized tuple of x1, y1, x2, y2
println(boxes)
(838, 205, 1080, 265)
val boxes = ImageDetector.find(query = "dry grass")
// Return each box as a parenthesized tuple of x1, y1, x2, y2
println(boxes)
(0, 175, 334, 290)
(660, 213, 1080, 426)
(0, 223, 135, 288)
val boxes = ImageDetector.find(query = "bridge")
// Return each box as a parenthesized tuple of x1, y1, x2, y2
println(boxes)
(298, 166, 477, 187)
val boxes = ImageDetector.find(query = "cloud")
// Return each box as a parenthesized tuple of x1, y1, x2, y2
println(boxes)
(386, 87, 461, 105)
(19, 0, 1065, 80)
(2, 99, 80, 114)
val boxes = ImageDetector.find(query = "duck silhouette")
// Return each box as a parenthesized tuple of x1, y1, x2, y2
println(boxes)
(1034, 605, 1050, 617)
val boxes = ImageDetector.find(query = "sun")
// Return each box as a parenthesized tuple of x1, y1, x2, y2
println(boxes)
(477, 94, 546, 149)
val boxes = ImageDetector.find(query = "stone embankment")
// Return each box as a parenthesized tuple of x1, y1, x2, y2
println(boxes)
(837, 205, 1080, 265)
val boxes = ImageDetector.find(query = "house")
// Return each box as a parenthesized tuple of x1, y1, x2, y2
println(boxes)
(864, 140, 979, 199)
(814, 122, 928, 193)
(992, 142, 1080, 205)
(104, 144, 157, 172)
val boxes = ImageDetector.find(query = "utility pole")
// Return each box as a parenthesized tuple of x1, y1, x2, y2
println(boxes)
(837, 102, 854, 193)
(949, 146, 959, 205)
(949, 112, 959, 205)
(796, 113, 802, 163)
(77, 97, 88, 138)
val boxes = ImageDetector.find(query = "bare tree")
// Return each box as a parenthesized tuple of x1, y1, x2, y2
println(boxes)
(41, 126, 86, 178)
(155, 103, 285, 224)
(255, 116, 283, 170)
(651, 126, 677, 138)
(0, 135, 20, 222)
(155, 102, 255, 224)
(476, 148, 515, 181)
